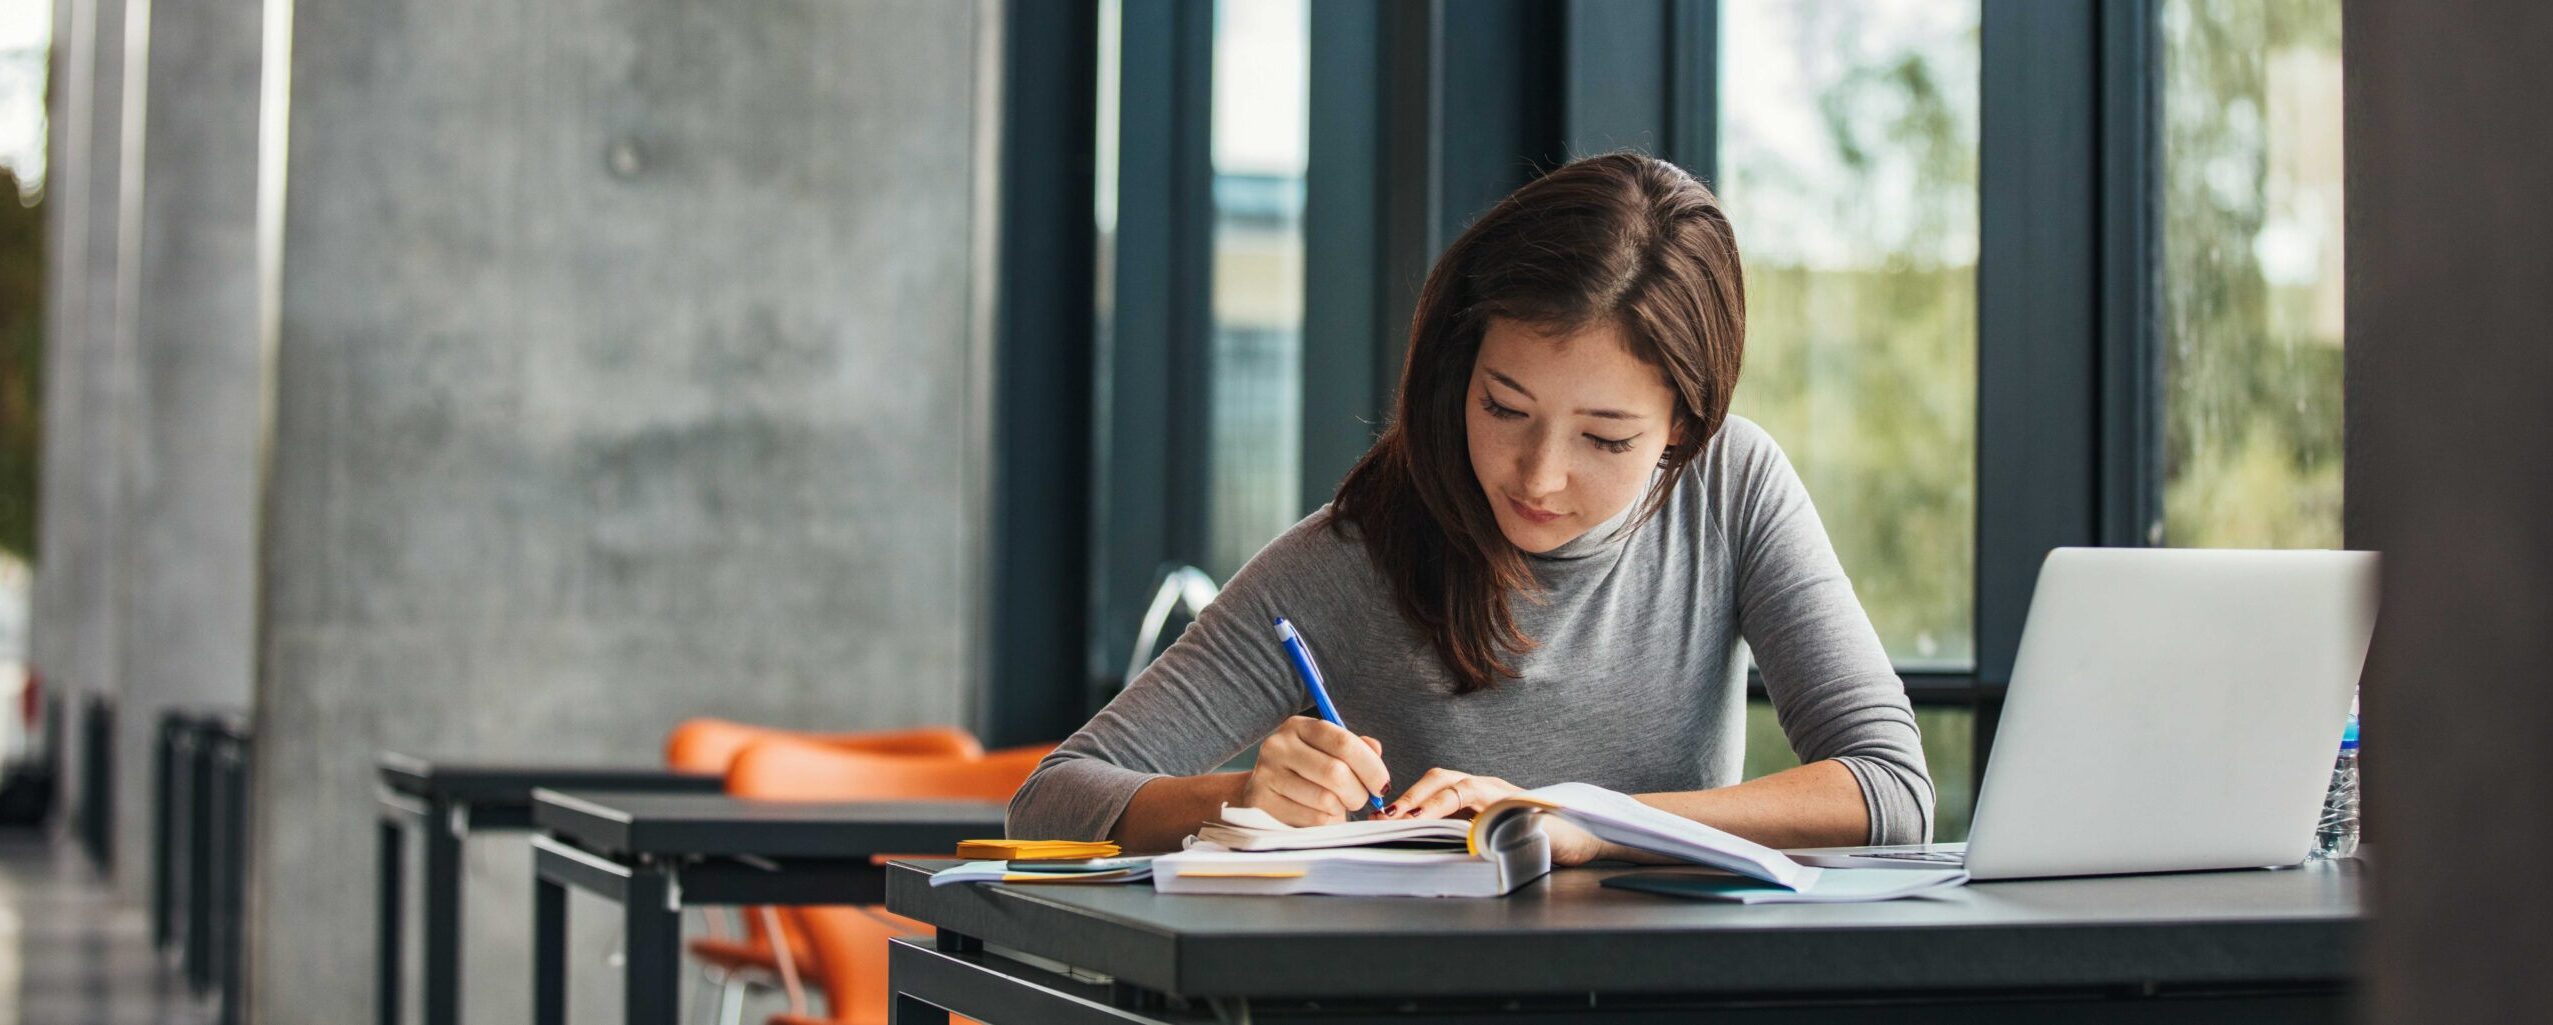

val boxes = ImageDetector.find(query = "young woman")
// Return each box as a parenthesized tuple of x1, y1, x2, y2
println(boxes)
(1009, 153, 1933, 864)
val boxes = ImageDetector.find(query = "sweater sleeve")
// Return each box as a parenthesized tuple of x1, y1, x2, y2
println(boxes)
(1718, 420, 1937, 845)
(1005, 515, 1347, 842)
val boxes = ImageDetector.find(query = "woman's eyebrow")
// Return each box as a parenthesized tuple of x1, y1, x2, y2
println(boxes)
(1484, 368, 1537, 401)
(1484, 367, 1644, 421)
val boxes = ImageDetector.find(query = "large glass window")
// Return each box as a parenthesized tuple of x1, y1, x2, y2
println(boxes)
(1204, 0, 1310, 580)
(1717, 0, 1981, 670)
(2159, 0, 2343, 548)
(1720, 0, 1981, 841)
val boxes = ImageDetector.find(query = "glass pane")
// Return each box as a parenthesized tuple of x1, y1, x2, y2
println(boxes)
(0, 4, 47, 200)
(2159, 0, 2344, 548)
(1204, 0, 1310, 581)
(1092, 0, 1122, 378)
(1745, 700, 1976, 842)
(1719, 1, 1981, 669)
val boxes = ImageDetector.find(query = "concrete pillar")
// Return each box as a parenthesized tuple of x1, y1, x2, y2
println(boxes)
(107, 0, 266, 900)
(33, 0, 129, 845)
(249, 1, 994, 1021)
(2347, 1, 2553, 1018)
(32, 0, 79, 793)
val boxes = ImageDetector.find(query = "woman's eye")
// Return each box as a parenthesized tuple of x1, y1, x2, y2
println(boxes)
(1588, 434, 1637, 455)
(1478, 395, 1526, 420)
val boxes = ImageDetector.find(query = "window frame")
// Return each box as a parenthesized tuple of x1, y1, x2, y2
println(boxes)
(1002, 0, 2177, 776)
(1082, 0, 1218, 719)
(981, 0, 1101, 747)
(1972, 0, 2162, 769)
(1295, 0, 2167, 764)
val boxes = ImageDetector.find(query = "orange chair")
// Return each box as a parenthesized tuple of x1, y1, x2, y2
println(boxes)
(665, 718, 985, 775)
(665, 720, 986, 1025)
(725, 736, 1057, 1025)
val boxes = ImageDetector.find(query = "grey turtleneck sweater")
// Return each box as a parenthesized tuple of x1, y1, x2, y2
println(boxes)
(1008, 415, 1936, 847)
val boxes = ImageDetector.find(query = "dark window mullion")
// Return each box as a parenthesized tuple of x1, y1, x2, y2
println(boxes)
(1302, 1, 1390, 514)
(1434, 3, 1568, 244)
(1302, 1, 1569, 512)
(2100, 0, 2164, 550)
(1165, 1, 1215, 568)
(1976, 0, 2156, 770)
(1562, 0, 1674, 158)
(1978, 0, 2103, 695)
(1668, 0, 1719, 182)
(984, 0, 1099, 746)
(1092, 0, 1216, 705)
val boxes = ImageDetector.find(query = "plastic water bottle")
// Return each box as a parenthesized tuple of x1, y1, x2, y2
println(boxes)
(2309, 716, 2360, 860)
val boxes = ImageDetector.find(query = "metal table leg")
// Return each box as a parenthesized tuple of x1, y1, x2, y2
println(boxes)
(152, 718, 177, 948)
(164, 728, 197, 959)
(624, 864, 681, 1025)
(534, 871, 567, 1025)
(378, 815, 406, 1025)
(216, 737, 249, 1025)
(423, 799, 463, 1025)
(186, 735, 217, 993)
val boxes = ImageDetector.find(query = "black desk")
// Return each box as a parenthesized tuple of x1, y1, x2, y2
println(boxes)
(204, 719, 252, 1025)
(374, 755, 723, 1025)
(152, 710, 191, 951)
(528, 789, 1010, 1025)
(150, 710, 229, 964)
(883, 858, 2362, 1023)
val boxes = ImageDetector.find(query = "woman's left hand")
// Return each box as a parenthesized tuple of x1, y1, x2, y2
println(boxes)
(1382, 768, 1606, 866)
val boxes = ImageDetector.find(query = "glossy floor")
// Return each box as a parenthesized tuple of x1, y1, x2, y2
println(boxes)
(0, 829, 215, 1025)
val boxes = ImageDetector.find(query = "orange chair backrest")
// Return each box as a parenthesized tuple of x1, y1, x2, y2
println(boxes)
(726, 736, 1056, 1024)
(724, 737, 1051, 804)
(666, 719, 988, 987)
(664, 718, 985, 775)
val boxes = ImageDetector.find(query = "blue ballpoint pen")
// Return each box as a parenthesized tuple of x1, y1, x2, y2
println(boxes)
(1271, 616, 1389, 816)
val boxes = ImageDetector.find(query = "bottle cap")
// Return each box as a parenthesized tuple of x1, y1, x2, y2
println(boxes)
(2339, 715, 2359, 751)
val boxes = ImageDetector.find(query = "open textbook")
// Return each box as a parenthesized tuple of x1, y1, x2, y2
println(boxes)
(1154, 782, 1965, 901)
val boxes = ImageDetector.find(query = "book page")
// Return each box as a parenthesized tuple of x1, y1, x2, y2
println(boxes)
(1472, 782, 1815, 890)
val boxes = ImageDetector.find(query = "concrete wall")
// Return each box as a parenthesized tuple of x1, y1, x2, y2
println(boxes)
(106, 0, 266, 900)
(2346, 0, 2553, 1019)
(247, 1, 993, 1022)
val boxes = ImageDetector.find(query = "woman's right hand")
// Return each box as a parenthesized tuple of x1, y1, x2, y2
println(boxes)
(1238, 716, 1390, 826)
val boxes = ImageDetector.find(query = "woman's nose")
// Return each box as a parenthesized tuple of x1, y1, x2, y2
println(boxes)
(1516, 432, 1569, 497)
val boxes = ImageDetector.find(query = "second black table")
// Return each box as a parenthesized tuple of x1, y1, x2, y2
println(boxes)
(528, 788, 1010, 1025)
(374, 755, 723, 1025)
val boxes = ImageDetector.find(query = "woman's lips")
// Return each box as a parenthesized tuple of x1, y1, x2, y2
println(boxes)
(1507, 496, 1563, 524)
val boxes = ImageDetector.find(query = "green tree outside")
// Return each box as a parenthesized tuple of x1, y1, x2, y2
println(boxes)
(0, 169, 39, 564)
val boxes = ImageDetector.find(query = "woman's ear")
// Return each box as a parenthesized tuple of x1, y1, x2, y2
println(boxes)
(1657, 416, 1692, 469)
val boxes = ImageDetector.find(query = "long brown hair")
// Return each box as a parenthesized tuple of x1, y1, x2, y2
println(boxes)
(1329, 152, 1747, 694)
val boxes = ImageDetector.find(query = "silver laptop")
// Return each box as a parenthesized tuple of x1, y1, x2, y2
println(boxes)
(1789, 547, 2377, 880)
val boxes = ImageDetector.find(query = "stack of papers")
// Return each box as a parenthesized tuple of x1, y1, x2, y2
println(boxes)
(1195, 805, 1470, 851)
(1153, 845, 1531, 897)
(954, 839, 1121, 861)
(1157, 800, 1553, 897)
